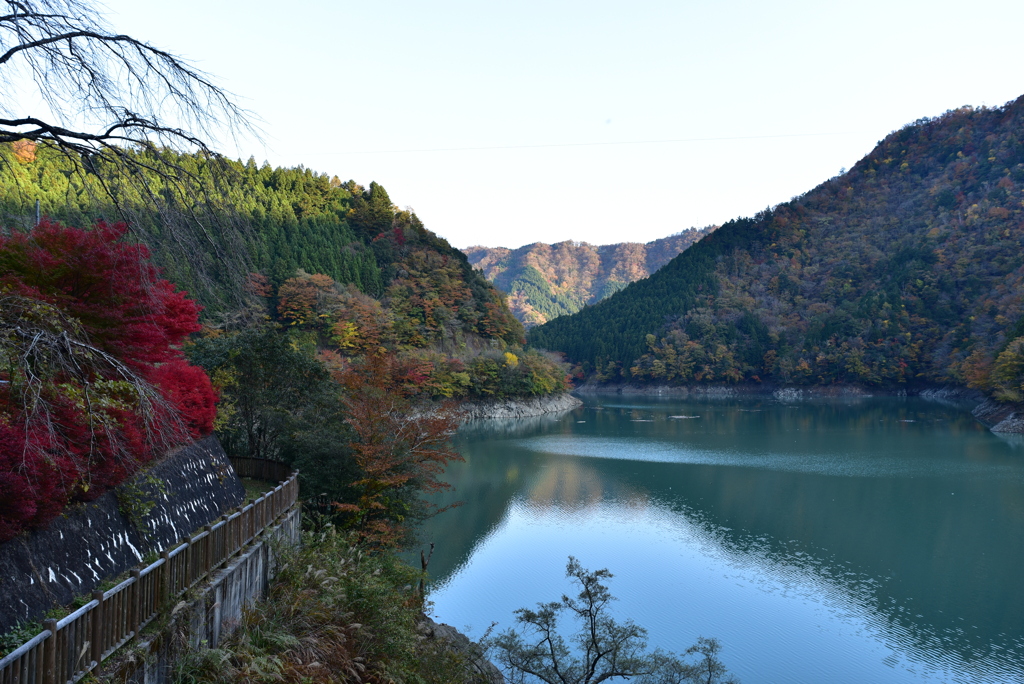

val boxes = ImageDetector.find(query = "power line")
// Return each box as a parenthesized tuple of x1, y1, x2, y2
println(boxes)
(305, 131, 858, 156)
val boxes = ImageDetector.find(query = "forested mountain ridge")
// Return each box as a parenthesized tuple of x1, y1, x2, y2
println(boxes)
(0, 144, 569, 401)
(464, 227, 715, 327)
(528, 98, 1024, 401)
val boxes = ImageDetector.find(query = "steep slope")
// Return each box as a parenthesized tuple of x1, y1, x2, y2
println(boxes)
(1, 146, 571, 401)
(529, 99, 1024, 397)
(0, 147, 519, 341)
(464, 227, 714, 327)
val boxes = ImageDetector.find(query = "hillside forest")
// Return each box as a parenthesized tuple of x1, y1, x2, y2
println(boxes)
(529, 99, 1024, 403)
(0, 143, 569, 545)
(465, 227, 715, 327)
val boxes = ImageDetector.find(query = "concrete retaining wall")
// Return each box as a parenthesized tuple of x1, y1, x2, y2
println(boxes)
(0, 436, 245, 632)
(113, 506, 301, 684)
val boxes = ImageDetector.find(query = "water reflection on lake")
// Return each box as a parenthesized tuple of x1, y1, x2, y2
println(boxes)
(411, 397, 1024, 684)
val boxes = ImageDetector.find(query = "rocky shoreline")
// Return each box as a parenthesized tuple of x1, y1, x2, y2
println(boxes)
(455, 392, 583, 422)
(442, 384, 1024, 434)
(971, 398, 1024, 434)
(576, 381, 902, 399)
(573, 382, 1024, 434)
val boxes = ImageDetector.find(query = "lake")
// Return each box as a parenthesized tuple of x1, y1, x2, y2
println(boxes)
(411, 395, 1024, 683)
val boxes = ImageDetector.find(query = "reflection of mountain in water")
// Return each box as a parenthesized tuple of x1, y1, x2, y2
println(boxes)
(414, 397, 1024, 680)
(524, 458, 649, 513)
(643, 481, 1023, 677)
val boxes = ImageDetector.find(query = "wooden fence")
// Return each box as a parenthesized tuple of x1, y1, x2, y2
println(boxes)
(0, 462, 298, 684)
(229, 456, 295, 485)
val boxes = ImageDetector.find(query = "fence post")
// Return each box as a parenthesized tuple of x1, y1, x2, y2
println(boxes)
(43, 618, 57, 684)
(160, 549, 171, 611)
(204, 525, 213, 577)
(90, 590, 104, 665)
(182, 537, 192, 588)
(130, 568, 141, 633)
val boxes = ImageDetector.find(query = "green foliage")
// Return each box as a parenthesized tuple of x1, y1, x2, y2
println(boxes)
(116, 474, 168, 541)
(1, 143, 563, 402)
(529, 100, 1024, 394)
(185, 326, 360, 504)
(485, 557, 737, 684)
(0, 620, 43, 658)
(0, 145, 381, 310)
(507, 266, 584, 322)
(528, 217, 745, 377)
(990, 336, 1024, 403)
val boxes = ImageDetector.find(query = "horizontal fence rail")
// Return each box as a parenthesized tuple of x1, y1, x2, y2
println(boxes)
(0, 460, 298, 684)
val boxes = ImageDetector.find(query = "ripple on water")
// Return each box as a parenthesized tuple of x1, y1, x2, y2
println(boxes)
(514, 435, 1024, 481)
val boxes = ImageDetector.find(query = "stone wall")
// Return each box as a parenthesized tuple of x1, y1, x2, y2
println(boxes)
(0, 436, 245, 632)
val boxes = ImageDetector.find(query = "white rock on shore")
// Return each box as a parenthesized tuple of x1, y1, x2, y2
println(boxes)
(973, 398, 1024, 434)
(455, 392, 582, 422)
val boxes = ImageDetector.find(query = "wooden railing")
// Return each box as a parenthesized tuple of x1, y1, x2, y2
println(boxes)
(229, 456, 294, 484)
(0, 465, 299, 684)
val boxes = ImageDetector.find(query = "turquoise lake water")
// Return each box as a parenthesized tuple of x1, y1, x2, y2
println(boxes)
(411, 396, 1024, 683)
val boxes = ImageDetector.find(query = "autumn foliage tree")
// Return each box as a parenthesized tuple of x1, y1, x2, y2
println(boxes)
(331, 353, 462, 547)
(0, 220, 216, 542)
(277, 271, 337, 325)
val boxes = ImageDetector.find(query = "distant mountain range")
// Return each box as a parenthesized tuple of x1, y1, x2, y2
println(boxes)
(528, 98, 1024, 400)
(463, 227, 715, 327)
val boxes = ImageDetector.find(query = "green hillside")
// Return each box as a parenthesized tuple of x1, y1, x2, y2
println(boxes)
(1, 144, 570, 402)
(528, 98, 1024, 399)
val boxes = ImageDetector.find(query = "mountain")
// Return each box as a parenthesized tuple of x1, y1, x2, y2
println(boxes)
(0, 145, 570, 401)
(464, 227, 715, 327)
(528, 99, 1024, 400)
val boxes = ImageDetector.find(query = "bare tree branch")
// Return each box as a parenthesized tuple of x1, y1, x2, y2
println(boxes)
(0, 0, 256, 153)
(1, 0, 262, 310)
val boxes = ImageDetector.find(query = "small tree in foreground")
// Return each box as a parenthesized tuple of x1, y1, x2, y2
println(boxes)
(485, 557, 738, 684)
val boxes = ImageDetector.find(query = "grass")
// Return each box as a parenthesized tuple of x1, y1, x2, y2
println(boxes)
(171, 523, 493, 684)
(240, 477, 276, 501)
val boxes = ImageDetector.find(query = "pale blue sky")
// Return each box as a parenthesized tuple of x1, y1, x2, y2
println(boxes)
(101, 0, 1024, 249)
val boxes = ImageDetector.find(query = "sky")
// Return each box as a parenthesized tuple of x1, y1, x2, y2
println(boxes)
(98, 0, 1024, 250)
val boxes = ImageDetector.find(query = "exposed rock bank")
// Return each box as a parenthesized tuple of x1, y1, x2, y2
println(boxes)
(973, 399, 1024, 434)
(456, 392, 582, 422)
(575, 383, 747, 397)
(574, 382, 1024, 434)
(416, 614, 504, 683)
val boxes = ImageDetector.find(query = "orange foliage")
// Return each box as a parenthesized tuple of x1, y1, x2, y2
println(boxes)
(277, 271, 336, 324)
(245, 272, 273, 298)
(12, 139, 36, 163)
(330, 287, 392, 356)
(331, 354, 462, 547)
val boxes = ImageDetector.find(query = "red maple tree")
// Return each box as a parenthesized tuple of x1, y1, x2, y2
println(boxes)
(0, 220, 216, 542)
